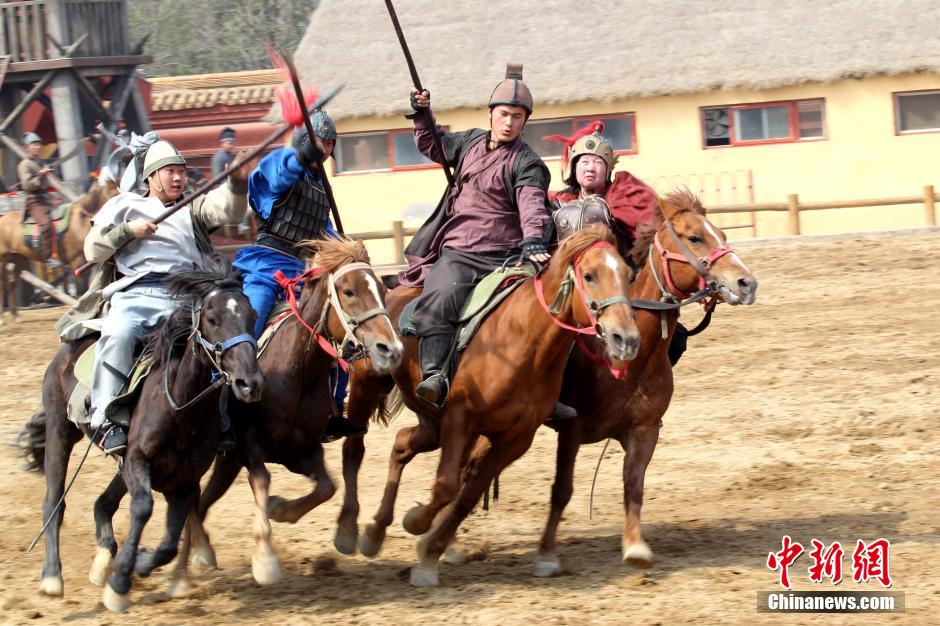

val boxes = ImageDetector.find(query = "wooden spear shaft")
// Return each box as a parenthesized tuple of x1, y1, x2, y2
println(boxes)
(278, 49, 345, 235)
(383, 0, 454, 186)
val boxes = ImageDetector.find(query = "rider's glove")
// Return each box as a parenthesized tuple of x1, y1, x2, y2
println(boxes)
(521, 237, 549, 259)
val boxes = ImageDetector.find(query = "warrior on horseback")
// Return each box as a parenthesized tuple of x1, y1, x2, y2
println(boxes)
(547, 124, 691, 367)
(232, 108, 364, 442)
(402, 64, 552, 408)
(70, 137, 251, 455)
(16, 132, 55, 259)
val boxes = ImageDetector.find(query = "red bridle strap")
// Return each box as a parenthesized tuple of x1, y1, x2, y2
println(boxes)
(533, 240, 627, 379)
(274, 267, 349, 372)
(653, 232, 733, 299)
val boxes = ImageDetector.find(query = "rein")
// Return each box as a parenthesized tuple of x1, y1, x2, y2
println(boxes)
(534, 241, 631, 379)
(164, 287, 258, 411)
(274, 261, 391, 371)
(633, 219, 736, 339)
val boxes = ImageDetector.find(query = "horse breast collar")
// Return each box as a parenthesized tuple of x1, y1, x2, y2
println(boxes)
(553, 195, 613, 241)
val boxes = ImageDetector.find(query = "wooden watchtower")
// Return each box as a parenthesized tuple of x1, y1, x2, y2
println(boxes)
(0, 0, 151, 195)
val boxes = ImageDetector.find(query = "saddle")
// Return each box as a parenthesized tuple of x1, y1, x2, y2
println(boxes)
(66, 340, 156, 427)
(399, 266, 534, 376)
(20, 203, 72, 234)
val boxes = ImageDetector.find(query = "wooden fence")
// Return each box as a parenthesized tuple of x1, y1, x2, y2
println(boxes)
(217, 185, 940, 266)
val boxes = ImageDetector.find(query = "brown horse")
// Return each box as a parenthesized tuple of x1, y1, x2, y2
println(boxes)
(0, 180, 119, 321)
(528, 190, 759, 577)
(181, 238, 403, 588)
(344, 224, 640, 586)
(19, 261, 264, 611)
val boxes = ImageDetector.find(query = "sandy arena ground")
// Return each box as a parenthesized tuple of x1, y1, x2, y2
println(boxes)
(0, 229, 937, 625)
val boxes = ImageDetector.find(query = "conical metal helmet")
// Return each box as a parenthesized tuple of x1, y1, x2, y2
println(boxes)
(488, 63, 533, 115)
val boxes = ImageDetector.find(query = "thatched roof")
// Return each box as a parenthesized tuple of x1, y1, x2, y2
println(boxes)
(289, 0, 940, 122)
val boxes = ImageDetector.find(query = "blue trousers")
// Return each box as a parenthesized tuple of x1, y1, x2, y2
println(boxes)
(234, 245, 349, 409)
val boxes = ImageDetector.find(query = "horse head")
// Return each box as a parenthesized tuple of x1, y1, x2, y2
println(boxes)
(542, 223, 640, 362)
(641, 190, 758, 306)
(164, 263, 264, 403)
(302, 238, 404, 373)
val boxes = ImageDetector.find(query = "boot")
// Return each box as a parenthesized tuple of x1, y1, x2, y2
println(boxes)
(93, 420, 127, 456)
(321, 415, 367, 443)
(414, 333, 454, 409)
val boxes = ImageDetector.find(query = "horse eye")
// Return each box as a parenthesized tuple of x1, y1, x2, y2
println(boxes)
(206, 316, 219, 326)
(343, 288, 356, 298)
(583, 272, 595, 283)
(688, 235, 703, 244)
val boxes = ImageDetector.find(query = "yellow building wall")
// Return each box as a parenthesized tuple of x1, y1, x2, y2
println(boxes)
(329, 73, 940, 264)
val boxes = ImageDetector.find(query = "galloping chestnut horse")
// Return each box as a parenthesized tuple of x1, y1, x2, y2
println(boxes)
(345, 224, 640, 586)
(0, 179, 119, 321)
(19, 262, 263, 611)
(181, 238, 403, 587)
(530, 190, 759, 577)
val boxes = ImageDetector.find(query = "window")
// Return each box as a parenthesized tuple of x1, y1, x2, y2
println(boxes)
(523, 114, 638, 159)
(334, 129, 436, 173)
(702, 99, 825, 147)
(895, 91, 940, 133)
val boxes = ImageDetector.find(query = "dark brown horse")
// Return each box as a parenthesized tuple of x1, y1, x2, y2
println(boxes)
(527, 190, 759, 576)
(0, 179, 119, 321)
(344, 224, 640, 586)
(19, 261, 263, 611)
(182, 238, 403, 587)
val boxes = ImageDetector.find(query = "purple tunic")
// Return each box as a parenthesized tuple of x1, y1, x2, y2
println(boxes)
(400, 115, 550, 287)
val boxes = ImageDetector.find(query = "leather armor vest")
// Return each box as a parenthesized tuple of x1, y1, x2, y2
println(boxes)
(257, 176, 331, 256)
(553, 195, 612, 241)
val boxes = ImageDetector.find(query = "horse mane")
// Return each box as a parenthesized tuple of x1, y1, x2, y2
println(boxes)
(629, 188, 707, 267)
(296, 237, 371, 272)
(145, 259, 244, 367)
(547, 223, 617, 280)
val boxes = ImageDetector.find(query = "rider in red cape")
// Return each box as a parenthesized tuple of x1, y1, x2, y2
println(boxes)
(547, 121, 657, 252)
(399, 64, 552, 408)
(546, 123, 689, 369)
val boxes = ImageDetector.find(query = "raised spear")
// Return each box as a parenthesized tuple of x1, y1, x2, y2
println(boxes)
(383, 0, 454, 186)
(276, 48, 345, 234)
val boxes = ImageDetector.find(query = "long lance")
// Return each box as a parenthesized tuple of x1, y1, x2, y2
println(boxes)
(73, 84, 344, 276)
(383, 0, 454, 186)
(277, 49, 345, 234)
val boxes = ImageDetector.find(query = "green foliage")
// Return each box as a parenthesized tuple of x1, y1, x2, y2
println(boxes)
(127, 0, 318, 76)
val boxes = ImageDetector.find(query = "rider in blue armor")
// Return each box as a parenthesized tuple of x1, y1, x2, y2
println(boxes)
(233, 109, 363, 443)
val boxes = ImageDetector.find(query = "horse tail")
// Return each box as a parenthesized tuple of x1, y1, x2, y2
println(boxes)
(18, 408, 47, 474)
(373, 385, 405, 426)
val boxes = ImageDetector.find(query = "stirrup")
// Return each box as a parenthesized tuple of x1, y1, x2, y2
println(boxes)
(94, 423, 127, 456)
(415, 372, 449, 408)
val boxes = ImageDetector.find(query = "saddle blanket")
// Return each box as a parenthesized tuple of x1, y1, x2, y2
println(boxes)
(399, 266, 534, 373)
(66, 341, 155, 427)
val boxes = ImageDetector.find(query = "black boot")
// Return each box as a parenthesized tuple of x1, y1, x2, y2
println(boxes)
(93, 420, 127, 456)
(321, 415, 367, 443)
(414, 334, 454, 409)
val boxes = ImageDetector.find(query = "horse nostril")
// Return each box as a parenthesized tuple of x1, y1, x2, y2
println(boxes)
(738, 276, 757, 293)
(610, 331, 626, 351)
(375, 342, 392, 356)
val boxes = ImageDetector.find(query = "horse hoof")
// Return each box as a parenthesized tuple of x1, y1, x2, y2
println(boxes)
(168, 576, 196, 599)
(38, 576, 63, 597)
(402, 505, 432, 536)
(358, 525, 385, 558)
(533, 556, 562, 578)
(267, 495, 294, 524)
(333, 528, 358, 556)
(89, 547, 112, 587)
(409, 564, 439, 587)
(623, 542, 655, 569)
(251, 552, 283, 587)
(192, 547, 218, 572)
(102, 583, 130, 613)
(442, 545, 468, 566)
